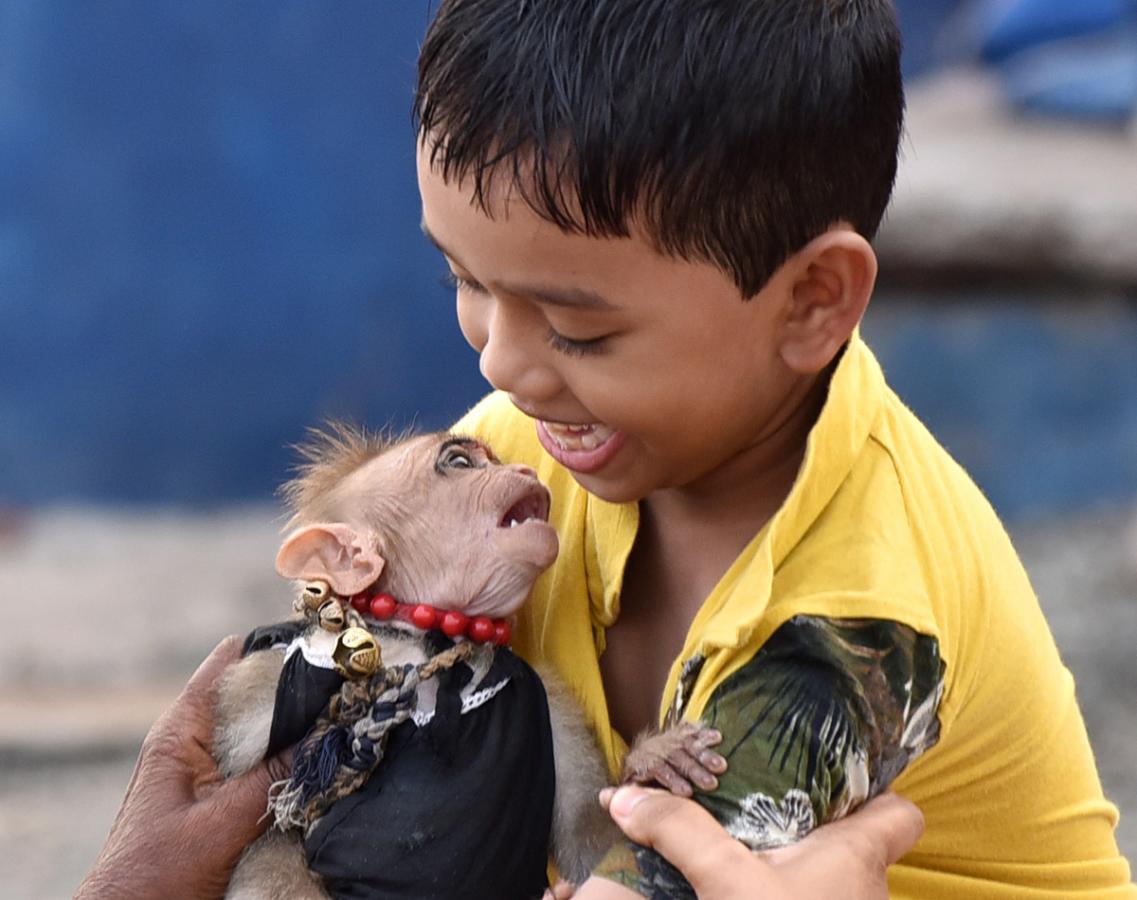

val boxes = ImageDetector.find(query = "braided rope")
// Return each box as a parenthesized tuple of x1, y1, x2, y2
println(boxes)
(269, 607, 475, 832)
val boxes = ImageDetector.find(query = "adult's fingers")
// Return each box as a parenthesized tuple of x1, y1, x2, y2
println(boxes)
(153, 634, 246, 752)
(194, 749, 293, 848)
(603, 785, 761, 895)
(181, 635, 245, 704)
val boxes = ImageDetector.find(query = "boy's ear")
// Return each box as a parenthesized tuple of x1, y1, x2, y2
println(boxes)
(779, 228, 877, 374)
(275, 523, 385, 597)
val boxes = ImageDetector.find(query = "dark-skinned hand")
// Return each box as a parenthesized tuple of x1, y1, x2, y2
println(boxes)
(74, 636, 291, 900)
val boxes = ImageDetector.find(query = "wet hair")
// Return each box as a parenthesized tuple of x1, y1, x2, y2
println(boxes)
(415, 0, 904, 297)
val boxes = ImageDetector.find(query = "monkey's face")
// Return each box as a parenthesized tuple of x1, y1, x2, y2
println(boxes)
(362, 433, 559, 618)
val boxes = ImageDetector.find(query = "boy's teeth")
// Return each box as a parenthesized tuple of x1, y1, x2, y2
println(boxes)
(543, 422, 615, 452)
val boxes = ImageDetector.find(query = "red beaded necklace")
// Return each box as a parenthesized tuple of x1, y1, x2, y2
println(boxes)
(348, 592, 512, 647)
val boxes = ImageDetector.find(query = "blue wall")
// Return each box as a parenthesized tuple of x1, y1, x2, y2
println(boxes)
(864, 296, 1137, 521)
(1, 2, 484, 503)
(2, 2, 1134, 518)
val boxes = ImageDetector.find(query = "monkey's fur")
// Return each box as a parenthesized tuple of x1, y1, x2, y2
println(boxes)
(213, 426, 722, 899)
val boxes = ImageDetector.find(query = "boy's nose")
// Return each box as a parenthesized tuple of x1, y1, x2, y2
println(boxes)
(478, 320, 561, 403)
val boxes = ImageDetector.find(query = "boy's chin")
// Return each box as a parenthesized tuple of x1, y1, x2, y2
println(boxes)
(566, 467, 654, 505)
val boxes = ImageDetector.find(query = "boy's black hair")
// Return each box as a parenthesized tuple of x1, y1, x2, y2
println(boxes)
(415, 0, 903, 297)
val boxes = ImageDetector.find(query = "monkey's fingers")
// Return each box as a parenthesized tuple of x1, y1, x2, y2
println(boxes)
(643, 760, 696, 797)
(697, 747, 728, 775)
(672, 724, 728, 784)
(665, 748, 722, 792)
(689, 726, 724, 750)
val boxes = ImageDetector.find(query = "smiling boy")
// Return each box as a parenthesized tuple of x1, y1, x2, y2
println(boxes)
(414, 0, 1134, 897)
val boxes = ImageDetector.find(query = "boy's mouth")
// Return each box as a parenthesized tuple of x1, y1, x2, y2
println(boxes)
(536, 420, 625, 473)
(541, 421, 615, 451)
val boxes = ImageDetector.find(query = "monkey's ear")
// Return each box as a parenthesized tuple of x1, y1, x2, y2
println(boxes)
(275, 523, 386, 597)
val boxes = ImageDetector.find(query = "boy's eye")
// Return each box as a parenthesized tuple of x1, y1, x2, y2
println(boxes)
(440, 271, 487, 294)
(546, 327, 608, 357)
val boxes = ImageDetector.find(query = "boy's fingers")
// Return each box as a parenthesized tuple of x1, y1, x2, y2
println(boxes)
(841, 793, 925, 865)
(606, 786, 759, 894)
(775, 792, 924, 871)
(544, 880, 576, 900)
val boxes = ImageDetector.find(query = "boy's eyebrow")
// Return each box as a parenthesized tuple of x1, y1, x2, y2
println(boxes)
(421, 218, 617, 312)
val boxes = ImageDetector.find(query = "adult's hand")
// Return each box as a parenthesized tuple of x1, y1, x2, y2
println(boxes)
(600, 786, 924, 900)
(74, 636, 291, 900)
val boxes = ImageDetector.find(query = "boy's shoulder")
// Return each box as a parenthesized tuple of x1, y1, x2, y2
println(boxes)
(766, 333, 1021, 643)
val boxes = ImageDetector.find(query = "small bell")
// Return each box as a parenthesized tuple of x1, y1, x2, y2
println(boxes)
(302, 580, 331, 611)
(318, 599, 346, 632)
(333, 626, 381, 679)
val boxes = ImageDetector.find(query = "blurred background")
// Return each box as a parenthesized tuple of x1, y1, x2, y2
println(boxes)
(1, 1, 1135, 895)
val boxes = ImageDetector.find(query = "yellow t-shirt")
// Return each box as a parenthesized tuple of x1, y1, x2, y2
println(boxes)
(455, 334, 1134, 898)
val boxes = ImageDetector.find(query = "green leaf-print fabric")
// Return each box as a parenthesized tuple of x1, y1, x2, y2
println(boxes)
(594, 615, 945, 898)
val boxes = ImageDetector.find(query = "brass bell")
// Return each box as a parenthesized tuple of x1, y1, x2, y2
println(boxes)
(318, 599, 346, 632)
(333, 627, 381, 679)
(302, 580, 331, 611)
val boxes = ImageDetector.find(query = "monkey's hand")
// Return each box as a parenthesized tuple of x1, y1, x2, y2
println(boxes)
(621, 721, 727, 798)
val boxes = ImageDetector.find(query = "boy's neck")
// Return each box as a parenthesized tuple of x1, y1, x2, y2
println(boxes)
(601, 372, 829, 739)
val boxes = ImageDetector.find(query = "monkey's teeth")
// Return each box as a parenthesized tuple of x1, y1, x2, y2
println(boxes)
(542, 422, 615, 452)
(501, 491, 550, 528)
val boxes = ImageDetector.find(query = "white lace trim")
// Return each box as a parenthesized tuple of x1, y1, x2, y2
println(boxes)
(283, 634, 335, 669)
(411, 677, 511, 726)
(283, 634, 510, 727)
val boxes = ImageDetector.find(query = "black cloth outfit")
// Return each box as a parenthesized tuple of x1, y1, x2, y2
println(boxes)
(243, 624, 556, 900)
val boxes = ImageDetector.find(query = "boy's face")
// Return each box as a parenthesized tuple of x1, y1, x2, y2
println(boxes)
(417, 146, 813, 504)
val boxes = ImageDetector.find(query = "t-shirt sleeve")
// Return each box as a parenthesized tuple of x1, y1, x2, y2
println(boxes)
(593, 614, 946, 898)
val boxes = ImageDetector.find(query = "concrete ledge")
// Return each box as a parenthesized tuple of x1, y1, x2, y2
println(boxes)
(0, 687, 176, 764)
(877, 69, 1137, 285)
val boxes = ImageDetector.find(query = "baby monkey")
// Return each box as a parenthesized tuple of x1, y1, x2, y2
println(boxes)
(213, 425, 726, 899)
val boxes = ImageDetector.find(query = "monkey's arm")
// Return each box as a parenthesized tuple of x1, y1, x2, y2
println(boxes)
(590, 615, 944, 898)
(213, 632, 338, 900)
(542, 673, 731, 890)
(214, 648, 287, 778)
(541, 667, 625, 886)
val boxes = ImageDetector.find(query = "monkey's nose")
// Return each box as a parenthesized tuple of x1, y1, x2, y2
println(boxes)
(508, 463, 538, 480)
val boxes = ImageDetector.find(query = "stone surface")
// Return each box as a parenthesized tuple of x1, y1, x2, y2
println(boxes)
(877, 69, 1137, 285)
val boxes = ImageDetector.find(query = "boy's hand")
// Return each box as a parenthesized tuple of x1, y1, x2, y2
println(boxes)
(74, 636, 292, 900)
(595, 786, 923, 900)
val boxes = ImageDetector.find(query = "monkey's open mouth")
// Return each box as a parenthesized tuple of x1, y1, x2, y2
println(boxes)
(499, 489, 550, 528)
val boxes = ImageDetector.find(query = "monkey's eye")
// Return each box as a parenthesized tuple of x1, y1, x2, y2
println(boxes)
(435, 437, 491, 475)
(441, 447, 475, 469)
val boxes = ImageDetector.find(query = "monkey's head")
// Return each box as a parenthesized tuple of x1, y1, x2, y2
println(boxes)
(275, 432, 559, 620)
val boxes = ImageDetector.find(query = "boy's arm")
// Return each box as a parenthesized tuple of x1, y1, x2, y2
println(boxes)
(590, 615, 945, 899)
